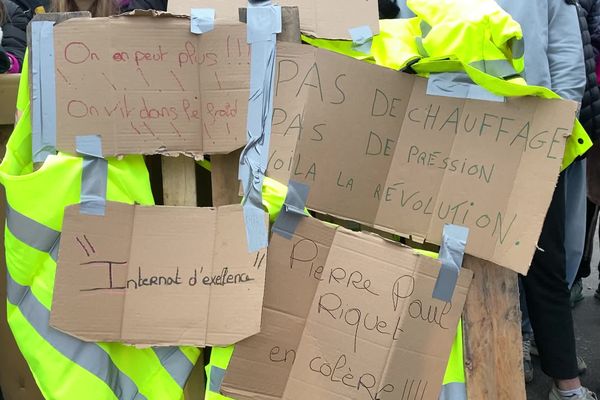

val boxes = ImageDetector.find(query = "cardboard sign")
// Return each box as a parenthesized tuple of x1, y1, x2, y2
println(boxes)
(53, 13, 250, 157)
(0, 74, 19, 125)
(50, 202, 268, 347)
(222, 218, 472, 400)
(267, 43, 578, 274)
(167, 0, 379, 40)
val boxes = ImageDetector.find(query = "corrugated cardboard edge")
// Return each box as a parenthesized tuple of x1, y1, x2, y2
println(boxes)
(116, 9, 190, 19)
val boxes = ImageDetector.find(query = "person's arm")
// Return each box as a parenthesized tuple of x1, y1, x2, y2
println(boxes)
(547, 0, 586, 101)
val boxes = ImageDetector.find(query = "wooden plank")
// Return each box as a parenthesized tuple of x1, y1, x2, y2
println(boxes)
(161, 155, 204, 400)
(161, 155, 197, 207)
(160, 155, 201, 398)
(463, 255, 526, 400)
(210, 6, 301, 207)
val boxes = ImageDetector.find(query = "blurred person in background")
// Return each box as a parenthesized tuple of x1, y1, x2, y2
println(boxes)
(572, 0, 600, 306)
(0, 0, 26, 73)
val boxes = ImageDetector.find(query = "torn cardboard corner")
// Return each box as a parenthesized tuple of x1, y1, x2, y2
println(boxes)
(50, 202, 268, 347)
(166, 0, 379, 40)
(268, 42, 578, 274)
(53, 14, 250, 158)
(222, 217, 473, 400)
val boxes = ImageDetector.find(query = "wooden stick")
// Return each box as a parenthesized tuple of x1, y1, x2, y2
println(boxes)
(161, 156, 197, 207)
(463, 256, 526, 400)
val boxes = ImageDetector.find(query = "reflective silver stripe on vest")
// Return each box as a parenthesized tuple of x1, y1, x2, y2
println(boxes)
(153, 347, 195, 388)
(469, 59, 518, 79)
(6, 269, 146, 400)
(511, 38, 525, 59)
(5, 202, 194, 391)
(209, 365, 227, 393)
(6, 205, 60, 261)
(438, 382, 467, 400)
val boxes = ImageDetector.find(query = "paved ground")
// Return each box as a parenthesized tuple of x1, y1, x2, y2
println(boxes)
(527, 234, 600, 399)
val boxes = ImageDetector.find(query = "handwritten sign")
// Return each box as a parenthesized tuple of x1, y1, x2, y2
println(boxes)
(222, 218, 472, 400)
(267, 43, 578, 274)
(53, 12, 250, 157)
(167, 0, 379, 40)
(50, 202, 268, 347)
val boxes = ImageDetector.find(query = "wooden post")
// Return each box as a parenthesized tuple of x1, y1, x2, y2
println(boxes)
(463, 256, 526, 399)
(160, 156, 203, 400)
(162, 8, 301, 398)
(161, 156, 197, 207)
(210, 6, 301, 207)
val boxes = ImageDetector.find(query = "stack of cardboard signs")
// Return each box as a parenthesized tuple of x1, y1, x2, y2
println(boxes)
(42, 3, 578, 400)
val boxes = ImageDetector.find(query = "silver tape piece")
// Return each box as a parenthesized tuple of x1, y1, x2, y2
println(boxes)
(31, 21, 57, 163)
(76, 135, 107, 216)
(239, 2, 282, 252)
(272, 180, 309, 239)
(191, 8, 215, 34)
(433, 224, 469, 302)
(348, 25, 373, 54)
(426, 73, 505, 102)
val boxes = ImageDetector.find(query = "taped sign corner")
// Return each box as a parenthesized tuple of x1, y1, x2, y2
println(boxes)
(432, 224, 469, 302)
(190, 8, 215, 34)
(272, 180, 310, 239)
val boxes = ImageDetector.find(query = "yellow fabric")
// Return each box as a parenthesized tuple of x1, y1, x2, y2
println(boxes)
(409, 0, 524, 74)
(2, 58, 201, 400)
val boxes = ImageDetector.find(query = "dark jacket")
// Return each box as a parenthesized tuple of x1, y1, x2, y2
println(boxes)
(9, 0, 47, 20)
(120, 0, 167, 12)
(580, 0, 600, 204)
(576, 0, 600, 143)
(0, 0, 27, 72)
(378, 0, 399, 19)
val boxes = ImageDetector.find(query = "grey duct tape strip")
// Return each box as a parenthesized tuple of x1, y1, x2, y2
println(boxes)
(433, 224, 469, 302)
(5, 203, 193, 392)
(246, 4, 282, 43)
(438, 382, 467, 400)
(348, 25, 373, 54)
(239, 2, 281, 252)
(77, 135, 107, 216)
(6, 269, 147, 400)
(191, 8, 215, 34)
(272, 180, 309, 239)
(31, 21, 57, 163)
(209, 365, 227, 393)
(426, 73, 505, 102)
